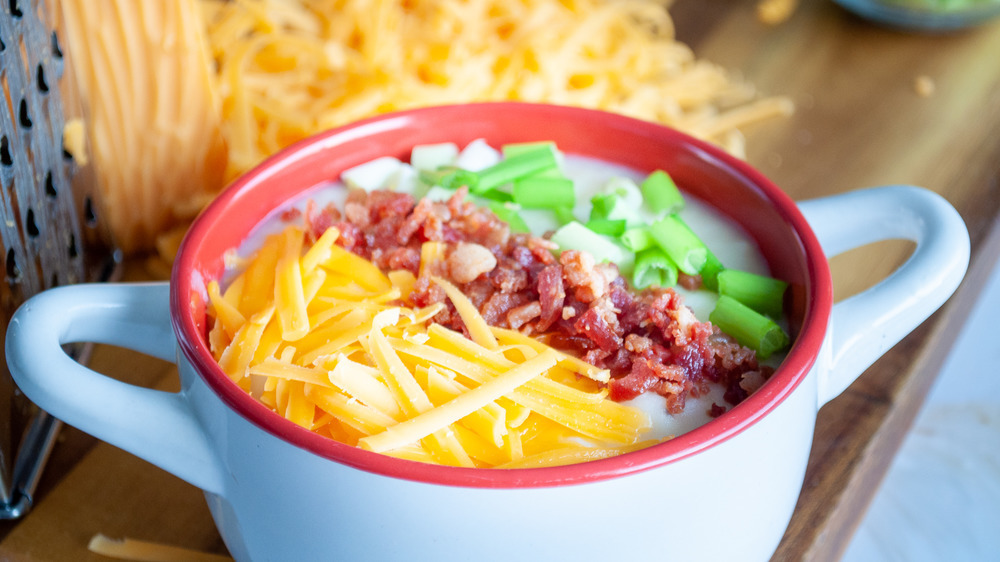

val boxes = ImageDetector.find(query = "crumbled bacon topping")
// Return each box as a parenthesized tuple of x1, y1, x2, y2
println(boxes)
(306, 188, 770, 414)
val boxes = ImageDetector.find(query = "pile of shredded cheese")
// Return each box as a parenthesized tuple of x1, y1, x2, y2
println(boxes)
(60, 0, 792, 257)
(206, 223, 654, 468)
(199, 0, 794, 183)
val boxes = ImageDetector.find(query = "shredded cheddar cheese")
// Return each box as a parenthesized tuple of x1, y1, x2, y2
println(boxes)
(206, 222, 654, 467)
(200, 0, 794, 182)
(60, 0, 228, 254)
(87, 534, 233, 562)
(65, 0, 791, 258)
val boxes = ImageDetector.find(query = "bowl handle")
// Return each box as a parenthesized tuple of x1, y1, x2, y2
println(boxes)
(798, 185, 969, 406)
(4, 282, 224, 495)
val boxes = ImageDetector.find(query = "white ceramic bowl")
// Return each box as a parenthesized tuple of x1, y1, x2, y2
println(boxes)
(5, 104, 969, 561)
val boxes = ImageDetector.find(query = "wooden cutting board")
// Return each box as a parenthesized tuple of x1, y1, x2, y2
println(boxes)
(2, 1, 999, 560)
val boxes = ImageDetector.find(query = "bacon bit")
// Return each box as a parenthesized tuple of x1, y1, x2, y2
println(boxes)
(344, 202, 370, 227)
(507, 301, 541, 329)
(536, 264, 565, 331)
(573, 301, 622, 352)
(609, 360, 660, 401)
(397, 197, 432, 244)
(709, 403, 727, 418)
(447, 243, 497, 284)
(492, 262, 528, 293)
(624, 333, 652, 354)
(379, 247, 421, 272)
(560, 250, 609, 302)
(677, 272, 701, 291)
(739, 370, 767, 395)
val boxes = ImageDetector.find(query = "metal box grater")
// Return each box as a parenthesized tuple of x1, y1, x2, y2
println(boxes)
(0, 0, 118, 518)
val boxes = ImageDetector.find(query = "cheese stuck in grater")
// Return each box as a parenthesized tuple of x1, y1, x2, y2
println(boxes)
(58, 0, 229, 256)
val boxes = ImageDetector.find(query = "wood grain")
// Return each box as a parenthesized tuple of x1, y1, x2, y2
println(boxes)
(2, 2, 1000, 560)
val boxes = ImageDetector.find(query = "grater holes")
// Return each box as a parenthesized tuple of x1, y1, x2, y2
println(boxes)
(84, 196, 97, 226)
(51, 30, 62, 58)
(6, 248, 20, 281)
(68, 233, 78, 259)
(36, 63, 48, 93)
(8, 0, 22, 18)
(25, 208, 38, 237)
(1, 135, 11, 166)
(44, 170, 56, 197)
(18, 98, 31, 128)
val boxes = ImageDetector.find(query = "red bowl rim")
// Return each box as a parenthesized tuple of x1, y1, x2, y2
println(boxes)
(171, 102, 832, 489)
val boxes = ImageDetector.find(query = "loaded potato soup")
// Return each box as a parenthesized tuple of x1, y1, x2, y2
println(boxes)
(206, 140, 790, 467)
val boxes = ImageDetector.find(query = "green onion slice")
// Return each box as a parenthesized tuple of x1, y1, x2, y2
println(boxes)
(585, 218, 627, 236)
(620, 227, 656, 252)
(648, 215, 708, 276)
(633, 248, 679, 289)
(512, 177, 575, 209)
(553, 206, 577, 225)
(717, 269, 788, 319)
(489, 202, 531, 233)
(641, 170, 684, 214)
(420, 167, 479, 190)
(589, 191, 643, 228)
(709, 295, 790, 360)
(474, 145, 560, 193)
(551, 221, 632, 271)
(700, 251, 725, 292)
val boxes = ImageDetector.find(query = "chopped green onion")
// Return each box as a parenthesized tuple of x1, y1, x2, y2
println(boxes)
(502, 141, 559, 158)
(476, 189, 514, 203)
(700, 251, 725, 292)
(641, 170, 684, 214)
(590, 192, 618, 219)
(489, 202, 531, 233)
(550, 221, 632, 270)
(710, 295, 790, 360)
(585, 218, 627, 236)
(648, 215, 708, 276)
(589, 191, 643, 227)
(420, 167, 479, 190)
(473, 145, 560, 193)
(553, 206, 577, 225)
(717, 269, 788, 319)
(602, 177, 643, 210)
(620, 227, 656, 252)
(633, 248, 678, 289)
(512, 177, 575, 209)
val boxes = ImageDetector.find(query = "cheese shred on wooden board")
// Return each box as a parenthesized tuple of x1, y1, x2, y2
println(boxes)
(87, 534, 233, 562)
(206, 224, 654, 468)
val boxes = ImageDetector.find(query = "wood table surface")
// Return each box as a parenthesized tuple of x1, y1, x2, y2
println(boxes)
(2, 1, 999, 560)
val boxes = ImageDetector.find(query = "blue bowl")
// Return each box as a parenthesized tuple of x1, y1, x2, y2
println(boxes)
(834, 0, 1000, 30)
